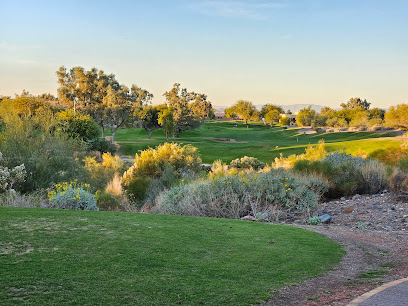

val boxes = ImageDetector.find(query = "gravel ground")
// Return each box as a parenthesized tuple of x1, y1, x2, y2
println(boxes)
(263, 193, 408, 305)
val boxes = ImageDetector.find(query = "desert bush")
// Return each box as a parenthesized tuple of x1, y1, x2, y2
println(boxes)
(229, 156, 265, 170)
(57, 110, 99, 141)
(368, 118, 384, 126)
(0, 190, 49, 208)
(388, 169, 408, 195)
(84, 152, 125, 191)
(125, 177, 152, 209)
(122, 143, 201, 185)
(293, 153, 386, 198)
(0, 114, 86, 192)
(48, 181, 98, 211)
(0, 152, 26, 193)
(326, 117, 348, 128)
(272, 140, 326, 169)
(96, 191, 122, 211)
(279, 117, 290, 126)
(88, 138, 116, 154)
(398, 158, 408, 171)
(155, 169, 328, 220)
(361, 160, 387, 194)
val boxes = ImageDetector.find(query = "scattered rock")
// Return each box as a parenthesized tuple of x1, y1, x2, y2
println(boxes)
(320, 214, 333, 224)
(340, 197, 346, 201)
(316, 193, 408, 232)
(352, 194, 361, 200)
(341, 206, 354, 213)
(241, 215, 257, 222)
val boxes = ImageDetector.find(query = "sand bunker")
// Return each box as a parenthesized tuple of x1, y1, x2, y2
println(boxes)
(213, 138, 247, 143)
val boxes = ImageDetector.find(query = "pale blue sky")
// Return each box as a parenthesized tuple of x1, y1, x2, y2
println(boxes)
(1, 0, 407, 108)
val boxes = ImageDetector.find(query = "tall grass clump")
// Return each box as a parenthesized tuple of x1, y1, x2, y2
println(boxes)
(293, 152, 387, 198)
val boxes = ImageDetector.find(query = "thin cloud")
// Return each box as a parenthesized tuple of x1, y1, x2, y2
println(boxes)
(188, 1, 288, 20)
(0, 41, 40, 51)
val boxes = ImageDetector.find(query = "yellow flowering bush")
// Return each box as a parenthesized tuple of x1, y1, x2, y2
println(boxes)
(48, 180, 98, 211)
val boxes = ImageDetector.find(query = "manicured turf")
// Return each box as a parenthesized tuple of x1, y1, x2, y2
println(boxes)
(0, 208, 344, 305)
(112, 121, 401, 163)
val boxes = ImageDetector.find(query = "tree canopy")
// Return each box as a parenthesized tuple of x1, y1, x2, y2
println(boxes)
(56, 66, 152, 141)
(225, 100, 256, 127)
(341, 97, 371, 110)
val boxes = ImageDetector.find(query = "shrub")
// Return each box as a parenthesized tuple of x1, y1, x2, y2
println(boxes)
(308, 216, 321, 225)
(0, 152, 26, 193)
(326, 117, 348, 128)
(272, 140, 326, 169)
(0, 115, 86, 192)
(125, 177, 152, 209)
(293, 153, 386, 198)
(279, 117, 290, 126)
(388, 169, 408, 195)
(229, 156, 265, 170)
(361, 160, 387, 194)
(155, 169, 327, 220)
(88, 138, 116, 154)
(84, 152, 124, 191)
(96, 191, 121, 211)
(122, 142, 202, 185)
(0, 190, 49, 208)
(48, 181, 98, 211)
(57, 110, 99, 141)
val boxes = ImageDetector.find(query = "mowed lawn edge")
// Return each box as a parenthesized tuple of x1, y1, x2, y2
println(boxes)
(1, 207, 344, 305)
(111, 121, 401, 163)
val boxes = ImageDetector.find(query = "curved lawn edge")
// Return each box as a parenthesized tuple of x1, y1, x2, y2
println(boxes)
(0, 207, 344, 305)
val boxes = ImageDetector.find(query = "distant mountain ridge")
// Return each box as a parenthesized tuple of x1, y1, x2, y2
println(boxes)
(213, 104, 325, 113)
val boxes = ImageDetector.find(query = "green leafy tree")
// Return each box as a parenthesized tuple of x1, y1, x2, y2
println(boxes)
(137, 105, 161, 139)
(369, 108, 385, 120)
(385, 104, 408, 129)
(341, 97, 371, 110)
(296, 106, 316, 126)
(56, 66, 152, 139)
(349, 110, 369, 127)
(227, 100, 256, 128)
(163, 83, 202, 137)
(265, 109, 280, 127)
(260, 104, 284, 118)
(158, 108, 175, 142)
(189, 94, 214, 122)
(279, 117, 291, 126)
(224, 107, 237, 119)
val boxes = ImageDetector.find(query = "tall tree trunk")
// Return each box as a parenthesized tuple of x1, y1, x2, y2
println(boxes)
(101, 126, 105, 138)
(246, 120, 248, 129)
(147, 130, 152, 139)
(111, 128, 116, 143)
(165, 131, 169, 142)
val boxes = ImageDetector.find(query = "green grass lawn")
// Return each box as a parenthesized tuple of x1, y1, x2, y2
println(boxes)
(112, 121, 402, 163)
(0, 208, 344, 305)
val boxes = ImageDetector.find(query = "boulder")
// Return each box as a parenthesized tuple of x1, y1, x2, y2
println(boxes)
(319, 214, 332, 224)
(241, 215, 257, 222)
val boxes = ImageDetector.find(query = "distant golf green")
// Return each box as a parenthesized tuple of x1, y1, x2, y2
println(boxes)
(0, 207, 344, 305)
(111, 121, 401, 163)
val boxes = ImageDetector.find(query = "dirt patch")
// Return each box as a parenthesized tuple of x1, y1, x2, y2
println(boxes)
(263, 193, 408, 305)
(213, 138, 247, 143)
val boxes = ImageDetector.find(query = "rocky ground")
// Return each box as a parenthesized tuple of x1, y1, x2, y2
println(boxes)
(316, 192, 408, 232)
(263, 192, 408, 305)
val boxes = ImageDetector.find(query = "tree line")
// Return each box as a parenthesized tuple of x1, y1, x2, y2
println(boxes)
(56, 66, 214, 141)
